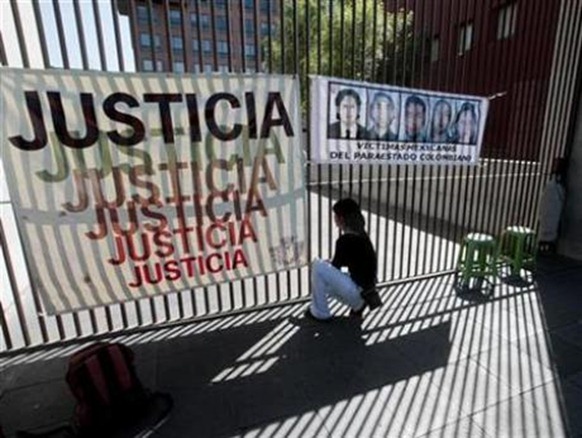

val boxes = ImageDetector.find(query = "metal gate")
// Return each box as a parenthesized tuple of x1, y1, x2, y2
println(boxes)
(1, 0, 581, 354)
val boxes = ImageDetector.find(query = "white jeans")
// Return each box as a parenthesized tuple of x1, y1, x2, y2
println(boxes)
(309, 258, 365, 319)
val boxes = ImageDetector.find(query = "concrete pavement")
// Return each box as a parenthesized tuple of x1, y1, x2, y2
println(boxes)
(1, 253, 581, 437)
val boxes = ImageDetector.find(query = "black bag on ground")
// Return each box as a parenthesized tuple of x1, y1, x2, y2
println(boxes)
(65, 342, 159, 437)
(17, 342, 172, 438)
(361, 286, 383, 310)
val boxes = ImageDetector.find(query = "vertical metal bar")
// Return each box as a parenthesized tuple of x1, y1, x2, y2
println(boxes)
(0, 30, 8, 65)
(194, 0, 204, 72)
(31, 1, 50, 68)
(0, 300, 12, 351)
(420, 0, 440, 276)
(316, 0, 323, 267)
(72, 0, 89, 69)
(437, 0, 463, 273)
(367, 0, 378, 238)
(0, 220, 29, 347)
(404, 0, 421, 278)
(179, 0, 191, 73)
(471, 0, 497, 238)
(357, 0, 367, 212)
(394, 0, 410, 280)
(347, 0, 356, 199)
(267, 0, 274, 72)
(225, 0, 233, 72)
(146, 0, 159, 72)
(475, 3, 504, 240)
(10, 0, 29, 67)
(240, 0, 247, 72)
(327, 0, 334, 259)
(113, 0, 140, 327)
(111, 0, 126, 71)
(91, 0, 108, 70)
(252, 0, 260, 72)
(409, 0, 428, 277)
(304, 0, 312, 299)
(374, 1, 389, 281)
(292, 0, 298, 74)
(144, 0, 159, 324)
(387, 0, 398, 280)
(209, 0, 219, 71)
(52, 1, 70, 68)
(163, 0, 175, 73)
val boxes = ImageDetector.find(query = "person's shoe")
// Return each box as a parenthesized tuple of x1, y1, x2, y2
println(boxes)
(303, 308, 331, 322)
(349, 305, 366, 319)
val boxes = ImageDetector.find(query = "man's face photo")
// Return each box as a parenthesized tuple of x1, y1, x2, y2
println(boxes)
(338, 95, 359, 125)
(405, 99, 426, 136)
(370, 95, 395, 130)
(432, 101, 452, 134)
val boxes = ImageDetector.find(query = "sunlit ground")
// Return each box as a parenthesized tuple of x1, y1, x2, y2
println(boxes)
(1, 267, 576, 437)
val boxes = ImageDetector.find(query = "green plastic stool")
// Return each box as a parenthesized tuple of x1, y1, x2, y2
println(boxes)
(499, 226, 537, 276)
(455, 233, 498, 291)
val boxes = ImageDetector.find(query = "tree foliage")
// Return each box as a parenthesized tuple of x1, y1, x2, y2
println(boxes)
(265, 0, 421, 86)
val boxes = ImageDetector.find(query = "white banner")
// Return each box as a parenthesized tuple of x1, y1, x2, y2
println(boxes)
(310, 75, 489, 165)
(1, 68, 307, 314)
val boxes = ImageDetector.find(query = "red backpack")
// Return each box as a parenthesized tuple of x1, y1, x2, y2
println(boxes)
(66, 342, 149, 436)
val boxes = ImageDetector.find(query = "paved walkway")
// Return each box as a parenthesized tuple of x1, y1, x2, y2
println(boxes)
(1, 254, 582, 437)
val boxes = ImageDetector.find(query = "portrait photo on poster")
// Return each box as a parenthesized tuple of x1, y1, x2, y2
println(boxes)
(327, 83, 368, 140)
(365, 89, 400, 141)
(428, 97, 455, 143)
(400, 93, 429, 143)
(450, 100, 480, 145)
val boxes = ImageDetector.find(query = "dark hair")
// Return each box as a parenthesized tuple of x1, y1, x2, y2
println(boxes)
(335, 88, 362, 108)
(433, 99, 452, 114)
(370, 92, 394, 109)
(333, 198, 366, 234)
(405, 95, 426, 113)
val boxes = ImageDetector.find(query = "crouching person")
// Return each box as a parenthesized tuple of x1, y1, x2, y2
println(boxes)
(306, 198, 378, 321)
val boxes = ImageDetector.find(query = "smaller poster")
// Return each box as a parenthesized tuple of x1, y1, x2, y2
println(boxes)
(310, 75, 489, 165)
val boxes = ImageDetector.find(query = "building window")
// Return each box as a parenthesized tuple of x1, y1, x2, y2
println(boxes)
(200, 14, 210, 28)
(171, 36, 184, 51)
(193, 64, 201, 73)
(169, 9, 182, 26)
(202, 40, 212, 53)
(217, 42, 229, 55)
(245, 19, 255, 36)
(215, 16, 227, 30)
(140, 33, 161, 49)
(260, 0, 270, 13)
(192, 39, 199, 51)
(244, 0, 254, 8)
(218, 65, 229, 73)
(204, 64, 213, 72)
(497, 3, 517, 40)
(430, 36, 439, 62)
(245, 44, 256, 56)
(174, 61, 185, 73)
(137, 6, 158, 24)
(143, 59, 153, 71)
(190, 14, 197, 25)
(458, 22, 473, 55)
